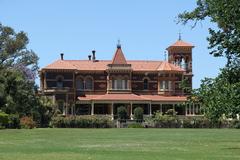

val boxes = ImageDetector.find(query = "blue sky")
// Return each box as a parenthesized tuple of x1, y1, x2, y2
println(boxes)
(0, 0, 226, 88)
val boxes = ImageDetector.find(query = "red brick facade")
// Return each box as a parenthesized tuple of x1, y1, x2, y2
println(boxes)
(39, 39, 200, 118)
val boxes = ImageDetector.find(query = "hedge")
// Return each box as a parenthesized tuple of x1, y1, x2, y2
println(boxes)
(50, 115, 114, 128)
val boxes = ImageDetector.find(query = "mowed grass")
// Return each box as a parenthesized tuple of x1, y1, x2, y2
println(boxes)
(0, 129, 240, 160)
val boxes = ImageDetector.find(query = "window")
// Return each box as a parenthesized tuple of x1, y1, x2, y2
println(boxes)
(112, 78, 128, 90)
(124, 79, 128, 89)
(160, 81, 164, 90)
(143, 79, 148, 90)
(117, 79, 122, 89)
(85, 77, 93, 90)
(56, 76, 64, 88)
(76, 78, 84, 90)
(112, 78, 115, 89)
(165, 81, 169, 89)
(160, 81, 171, 91)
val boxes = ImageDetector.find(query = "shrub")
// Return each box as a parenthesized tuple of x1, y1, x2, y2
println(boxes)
(117, 106, 127, 122)
(182, 117, 194, 128)
(165, 109, 177, 116)
(0, 111, 9, 129)
(182, 117, 212, 128)
(20, 116, 36, 129)
(194, 117, 211, 128)
(128, 123, 144, 128)
(8, 114, 20, 129)
(231, 120, 240, 129)
(153, 111, 181, 128)
(234, 122, 240, 129)
(144, 117, 155, 128)
(133, 107, 144, 122)
(215, 118, 230, 128)
(50, 115, 113, 128)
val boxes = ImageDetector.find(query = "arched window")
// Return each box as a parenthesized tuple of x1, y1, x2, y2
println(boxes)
(76, 77, 84, 90)
(56, 76, 64, 88)
(85, 77, 93, 90)
(143, 79, 148, 90)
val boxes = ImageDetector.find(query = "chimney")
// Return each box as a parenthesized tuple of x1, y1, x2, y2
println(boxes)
(88, 55, 92, 60)
(60, 53, 64, 60)
(92, 50, 96, 61)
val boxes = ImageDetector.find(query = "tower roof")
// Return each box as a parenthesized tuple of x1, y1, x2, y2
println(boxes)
(111, 46, 127, 64)
(167, 39, 194, 50)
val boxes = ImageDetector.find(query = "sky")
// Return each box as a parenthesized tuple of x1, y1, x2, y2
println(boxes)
(0, 0, 226, 88)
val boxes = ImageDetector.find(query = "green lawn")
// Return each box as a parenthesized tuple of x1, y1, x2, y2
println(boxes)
(0, 129, 240, 160)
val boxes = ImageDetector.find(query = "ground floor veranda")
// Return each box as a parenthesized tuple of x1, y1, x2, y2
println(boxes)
(63, 101, 201, 120)
(55, 93, 201, 119)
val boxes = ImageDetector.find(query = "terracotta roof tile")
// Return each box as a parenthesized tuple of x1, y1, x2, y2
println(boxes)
(111, 47, 127, 64)
(43, 60, 77, 70)
(157, 61, 184, 72)
(167, 40, 194, 51)
(78, 94, 187, 102)
(142, 95, 187, 102)
(42, 60, 184, 72)
(170, 40, 194, 47)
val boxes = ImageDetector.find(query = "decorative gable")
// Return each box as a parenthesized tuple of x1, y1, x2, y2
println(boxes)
(111, 46, 127, 65)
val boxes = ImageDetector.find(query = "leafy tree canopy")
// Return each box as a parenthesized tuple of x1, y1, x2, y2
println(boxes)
(190, 59, 240, 121)
(0, 23, 48, 124)
(178, 1, 240, 120)
(0, 23, 39, 72)
(178, 0, 240, 63)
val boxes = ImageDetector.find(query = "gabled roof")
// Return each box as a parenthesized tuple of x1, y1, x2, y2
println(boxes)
(111, 47, 127, 64)
(157, 61, 184, 72)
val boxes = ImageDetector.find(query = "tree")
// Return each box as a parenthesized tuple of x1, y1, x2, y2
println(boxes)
(117, 106, 128, 122)
(0, 23, 39, 71)
(189, 59, 240, 121)
(36, 96, 57, 127)
(133, 107, 144, 122)
(0, 23, 41, 122)
(178, 0, 240, 64)
(178, 0, 240, 121)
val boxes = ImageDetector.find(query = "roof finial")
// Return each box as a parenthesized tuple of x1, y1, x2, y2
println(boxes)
(164, 51, 167, 61)
(117, 39, 121, 48)
(178, 30, 182, 41)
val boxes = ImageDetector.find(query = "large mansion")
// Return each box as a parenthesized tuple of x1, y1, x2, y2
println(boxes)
(39, 38, 201, 119)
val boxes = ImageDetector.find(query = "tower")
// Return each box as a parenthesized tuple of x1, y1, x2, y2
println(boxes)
(166, 37, 194, 90)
